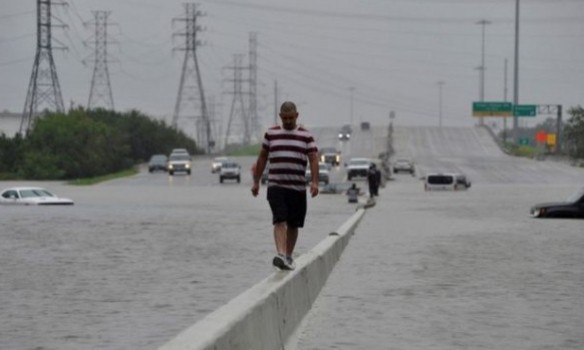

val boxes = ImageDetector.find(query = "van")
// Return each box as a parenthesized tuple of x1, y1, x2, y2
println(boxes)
(424, 173, 470, 191)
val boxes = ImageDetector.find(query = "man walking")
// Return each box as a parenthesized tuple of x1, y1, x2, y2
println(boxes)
(367, 163, 380, 198)
(251, 101, 319, 270)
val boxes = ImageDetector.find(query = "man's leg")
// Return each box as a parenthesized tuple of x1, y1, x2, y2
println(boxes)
(273, 222, 287, 256)
(285, 226, 298, 257)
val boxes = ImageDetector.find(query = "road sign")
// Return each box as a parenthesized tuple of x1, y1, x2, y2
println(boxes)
(547, 133, 556, 146)
(472, 101, 513, 117)
(514, 104, 537, 117)
(536, 130, 547, 143)
(518, 137, 530, 145)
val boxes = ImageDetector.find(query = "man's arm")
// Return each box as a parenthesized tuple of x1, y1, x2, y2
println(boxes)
(253, 148, 269, 183)
(308, 151, 319, 197)
(251, 148, 268, 197)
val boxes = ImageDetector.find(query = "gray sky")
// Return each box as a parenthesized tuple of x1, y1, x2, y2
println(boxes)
(1, 0, 583, 137)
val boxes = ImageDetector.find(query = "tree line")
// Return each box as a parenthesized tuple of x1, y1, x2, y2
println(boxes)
(498, 106, 584, 159)
(0, 108, 199, 180)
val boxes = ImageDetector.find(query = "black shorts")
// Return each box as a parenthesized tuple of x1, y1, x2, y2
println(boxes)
(267, 186, 307, 228)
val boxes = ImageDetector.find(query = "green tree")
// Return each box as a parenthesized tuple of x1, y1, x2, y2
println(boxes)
(563, 106, 584, 159)
(19, 111, 131, 179)
(0, 133, 25, 175)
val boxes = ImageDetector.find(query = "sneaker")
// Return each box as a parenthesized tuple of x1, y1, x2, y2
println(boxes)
(286, 256, 296, 270)
(272, 254, 292, 271)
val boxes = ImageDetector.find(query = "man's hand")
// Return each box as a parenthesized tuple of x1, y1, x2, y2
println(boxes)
(251, 182, 260, 197)
(310, 182, 319, 198)
(250, 163, 260, 197)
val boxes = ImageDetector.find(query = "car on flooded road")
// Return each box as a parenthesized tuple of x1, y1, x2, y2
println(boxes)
(319, 147, 341, 166)
(392, 157, 415, 174)
(211, 156, 229, 173)
(219, 161, 241, 183)
(0, 187, 74, 206)
(306, 162, 331, 185)
(148, 154, 168, 173)
(530, 187, 584, 219)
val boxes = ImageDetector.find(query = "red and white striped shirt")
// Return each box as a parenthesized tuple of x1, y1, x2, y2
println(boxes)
(263, 125, 318, 191)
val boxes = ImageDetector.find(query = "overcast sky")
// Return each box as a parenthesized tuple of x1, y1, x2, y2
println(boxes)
(1, 0, 583, 138)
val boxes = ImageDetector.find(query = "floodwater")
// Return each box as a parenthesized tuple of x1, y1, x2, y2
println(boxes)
(298, 176, 584, 350)
(0, 161, 357, 350)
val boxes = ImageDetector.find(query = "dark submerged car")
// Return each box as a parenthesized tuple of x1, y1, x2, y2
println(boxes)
(530, 188, 584, 219)
(148, 154, 168, 173)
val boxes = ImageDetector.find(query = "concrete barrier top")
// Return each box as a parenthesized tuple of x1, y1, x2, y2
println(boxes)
(159, 208, 366, 350)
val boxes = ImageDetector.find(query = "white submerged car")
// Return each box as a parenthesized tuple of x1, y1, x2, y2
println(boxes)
(0, 187, 74, 206)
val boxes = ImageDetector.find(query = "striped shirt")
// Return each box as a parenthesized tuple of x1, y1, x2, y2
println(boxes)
(263, 125, 318, 191)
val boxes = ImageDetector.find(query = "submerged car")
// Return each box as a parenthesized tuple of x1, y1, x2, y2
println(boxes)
(0, 187, 74, 206)
(148, 154, 168, 173)
(530, 188, 584, 219)
(424, 173, 471, 191)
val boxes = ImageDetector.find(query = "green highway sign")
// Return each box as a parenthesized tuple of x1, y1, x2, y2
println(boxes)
(513, 104, 537, 117)
(472, 101, 513, 117)
(518, 137, 530, 145)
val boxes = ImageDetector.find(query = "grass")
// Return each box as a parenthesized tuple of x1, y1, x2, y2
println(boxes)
(225, 143, 261, 156)
(68, 168, 139, 186)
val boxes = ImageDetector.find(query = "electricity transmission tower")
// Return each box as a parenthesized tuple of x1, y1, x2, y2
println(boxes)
(224, 54, 250, 146)
(248, 32, 260, 141)
(172, 3, 212, 152)
(20, 0, 66, 135)
(224, 32, 260, 147)
(86, 11, 115, 110)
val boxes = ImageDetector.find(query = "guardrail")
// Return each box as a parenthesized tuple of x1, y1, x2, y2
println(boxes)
(159, 208, 367, 350)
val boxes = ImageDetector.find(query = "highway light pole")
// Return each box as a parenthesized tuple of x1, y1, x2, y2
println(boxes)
(438, 81, 445, 128)
(349, 86, 355, 126)
(512, 0, 520, 143)
(476, 19, 491, 126)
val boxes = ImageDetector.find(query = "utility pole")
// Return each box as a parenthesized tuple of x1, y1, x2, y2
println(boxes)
(476, 19, 490, 126)
(172, 3, 211, 153)
(437, 81, 445, 128)
(224, 54, 250, 147)
(20, 0, 66, 135)
(512, 0, 520, 143)
(86, 10, 115, 110)
(503, 58, 508, 143)
(274, 80, 278, 125)
(349, 87, 355, 126)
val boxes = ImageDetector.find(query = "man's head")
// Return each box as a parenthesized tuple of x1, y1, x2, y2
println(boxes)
(279, 101, 298, 130)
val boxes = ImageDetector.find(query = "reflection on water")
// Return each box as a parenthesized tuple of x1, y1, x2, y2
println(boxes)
(0, 179, 355, 350)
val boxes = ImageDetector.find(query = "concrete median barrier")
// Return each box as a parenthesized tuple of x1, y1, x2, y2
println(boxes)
(159, 208, 366, 350)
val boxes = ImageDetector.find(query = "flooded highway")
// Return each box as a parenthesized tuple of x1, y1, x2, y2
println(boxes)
(0, 155, 357, 350)
(2, 125, 583, 349)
